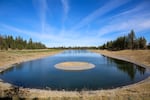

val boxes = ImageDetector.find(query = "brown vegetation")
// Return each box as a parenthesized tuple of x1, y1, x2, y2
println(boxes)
(92, 50, 150, 68)
(55, 62, 95, 70)
(0, 49, 62, 72)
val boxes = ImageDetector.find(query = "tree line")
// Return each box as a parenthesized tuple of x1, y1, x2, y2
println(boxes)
(0, 35, 46, 50)
(50, 46, 98, 50)
(99, 30, 149, 50)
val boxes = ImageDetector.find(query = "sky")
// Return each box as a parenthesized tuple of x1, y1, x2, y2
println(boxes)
(0, 0, 150, 47)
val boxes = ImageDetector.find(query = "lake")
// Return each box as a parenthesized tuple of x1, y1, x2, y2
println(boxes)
(0, 50, 150, 91)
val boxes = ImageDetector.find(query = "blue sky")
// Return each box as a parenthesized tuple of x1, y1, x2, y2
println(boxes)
(0, 0, 150, 47)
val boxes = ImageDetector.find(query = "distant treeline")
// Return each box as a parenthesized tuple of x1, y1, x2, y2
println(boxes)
(1, 30, 150, 50)
(99, 30, 150, 50)
(0, 35, 46, 50)
(49, 46, 98, 50)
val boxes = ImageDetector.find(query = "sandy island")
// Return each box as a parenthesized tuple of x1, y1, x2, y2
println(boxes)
(55, 62, 95, 71)
(0, 49, 150, 100)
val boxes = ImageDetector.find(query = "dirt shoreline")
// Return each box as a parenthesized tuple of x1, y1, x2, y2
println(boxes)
(92, 50, 150, 69)
(0, 49, 150, 99)
(0, 49, 63, 73)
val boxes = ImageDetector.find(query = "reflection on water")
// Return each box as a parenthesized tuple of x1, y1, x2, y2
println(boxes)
(55, 50, 99, 57)
(63, 50, 89, 54)
(105, 57, 146, 80)
(0, 50, 150, 91)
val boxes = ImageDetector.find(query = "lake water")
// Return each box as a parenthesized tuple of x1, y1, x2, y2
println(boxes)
(0, 50, 150, 91)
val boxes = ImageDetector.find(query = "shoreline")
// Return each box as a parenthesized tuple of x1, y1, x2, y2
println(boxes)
(91, 50, 150, 69)
(101, 52, 150, 70)
(0, 49, 150, 99)
(0, 49, 63, 73)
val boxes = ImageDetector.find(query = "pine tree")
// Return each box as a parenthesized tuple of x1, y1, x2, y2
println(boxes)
(139, 37, 147, 49)
(0, 35, 3, 50)
(0, 35, 46, 50)
(128, 30, 136, 49)
(99, 30, 147, 50)
(147, 43, 150, 49)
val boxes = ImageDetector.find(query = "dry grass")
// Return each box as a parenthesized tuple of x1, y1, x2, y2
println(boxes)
(92, 50, 150, 68)
(55, 62, 95, 70)
(0, 49, 150, 100)
(0, 49, 63, 72)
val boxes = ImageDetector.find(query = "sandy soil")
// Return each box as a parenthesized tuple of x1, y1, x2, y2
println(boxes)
(0, 49, 150, 100)
(55, 62, 95, 70)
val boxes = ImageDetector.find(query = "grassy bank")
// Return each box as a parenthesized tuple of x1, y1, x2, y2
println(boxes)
(0, 49, 63, 71)
(92, 50, 150, 68)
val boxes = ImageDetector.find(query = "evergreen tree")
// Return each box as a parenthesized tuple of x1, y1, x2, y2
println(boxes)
(0, 35, 3, 49)
(0, 35, 46, 50)
(106, 41, 113, 50)
(147, 43, 150, 49)
(128, 30, 136, 49)
(133, 39, 139, 49)
(2, 38, 8, 50)
(139, 37, 147, 49)
(99, 30, 147, 50)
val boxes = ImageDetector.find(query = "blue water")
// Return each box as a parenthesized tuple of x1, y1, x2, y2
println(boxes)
(0, 50, 150, 91)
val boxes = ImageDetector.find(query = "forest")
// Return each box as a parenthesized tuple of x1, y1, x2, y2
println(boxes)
(0, 30, 150, 50)
(99, 30, 150, 50)
(0, 35, 46, 50)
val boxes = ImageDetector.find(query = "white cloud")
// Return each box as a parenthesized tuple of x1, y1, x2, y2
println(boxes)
(1, 24, 41, 38)
(95, 1, 150, 37)
(61, 0, 69, 30)
(1, 0, 150, 47)
(40, 0, 47, 34)
(97, 17, 150, 37)
(71, 0, 130, 30)
(109, 1, 150, 21)
(61, 0, 69, 15)
(33, 0, 47, 34)
(1, 24, 106, 47)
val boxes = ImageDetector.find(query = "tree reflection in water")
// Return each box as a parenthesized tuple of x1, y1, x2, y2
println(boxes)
(106, 57, 146, 80)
